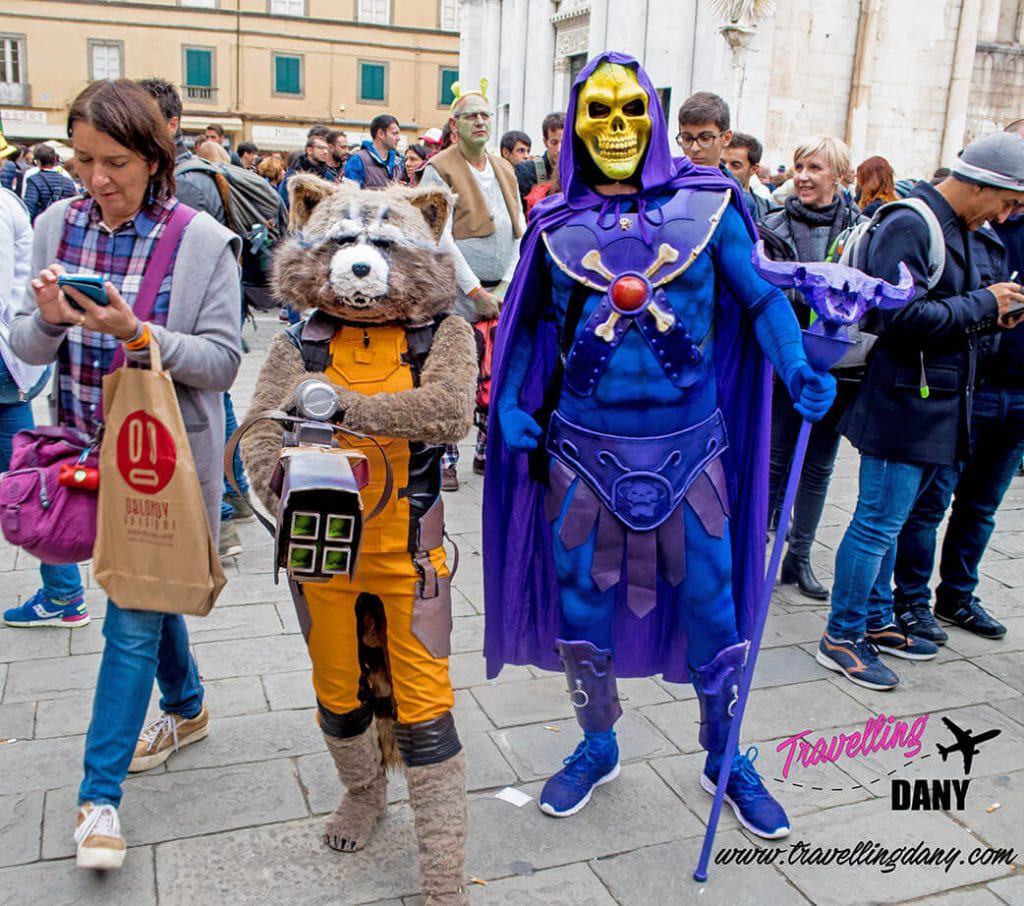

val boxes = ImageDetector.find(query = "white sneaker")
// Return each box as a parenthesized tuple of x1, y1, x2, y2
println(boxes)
(75, 803, 127, 870)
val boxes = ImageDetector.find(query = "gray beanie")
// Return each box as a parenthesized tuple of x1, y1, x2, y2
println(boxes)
(952, 132, 1024, 191)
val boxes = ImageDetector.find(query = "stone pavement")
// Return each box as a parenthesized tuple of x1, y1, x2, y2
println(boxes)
(1, 313, 1022, 905)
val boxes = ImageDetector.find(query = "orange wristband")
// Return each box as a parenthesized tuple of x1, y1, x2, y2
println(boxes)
(124, 323, 151, 351)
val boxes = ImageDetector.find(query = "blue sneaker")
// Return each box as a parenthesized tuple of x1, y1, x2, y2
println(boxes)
(4, 589, 89, 628)
(867, 624, 939, 660)
(701, 746, 791, 839)
(816, 632, 898, 690)
(539, 730, 620, 818)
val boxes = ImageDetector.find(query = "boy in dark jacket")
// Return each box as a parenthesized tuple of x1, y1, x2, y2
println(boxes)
(819, 132, 1024, 691)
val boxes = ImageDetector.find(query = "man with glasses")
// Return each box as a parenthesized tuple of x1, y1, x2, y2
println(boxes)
(420, 80, 524, 490)
(279, 133, 337, 206)
(677, 93, 769, 222)
(676, 92, 733, 169)
(343, 114, 403, 189)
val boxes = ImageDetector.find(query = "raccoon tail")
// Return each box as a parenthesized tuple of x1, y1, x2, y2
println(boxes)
(376, 716, 404, 772)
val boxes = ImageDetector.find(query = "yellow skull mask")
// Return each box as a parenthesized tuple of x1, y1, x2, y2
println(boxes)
(575, 62, 652, 182)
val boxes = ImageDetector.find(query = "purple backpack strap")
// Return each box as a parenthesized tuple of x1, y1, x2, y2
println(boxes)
(110, 203, 198, 371)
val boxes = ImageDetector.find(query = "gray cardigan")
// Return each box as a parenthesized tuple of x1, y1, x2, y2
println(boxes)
(9, 198, 242, 532)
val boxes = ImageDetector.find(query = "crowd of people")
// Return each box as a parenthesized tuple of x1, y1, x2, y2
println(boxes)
(1, 64, 1023, 897)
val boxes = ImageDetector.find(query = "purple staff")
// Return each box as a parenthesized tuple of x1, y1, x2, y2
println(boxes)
(694, 242, 913, 882)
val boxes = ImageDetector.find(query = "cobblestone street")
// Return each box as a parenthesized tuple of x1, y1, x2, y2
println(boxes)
(2, 314, 1023, 905)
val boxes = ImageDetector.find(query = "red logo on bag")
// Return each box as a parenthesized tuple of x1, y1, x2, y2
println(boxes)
(116, 410, 176, 494)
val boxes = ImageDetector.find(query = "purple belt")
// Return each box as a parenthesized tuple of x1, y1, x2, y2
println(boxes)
(544, 410, 730, 618)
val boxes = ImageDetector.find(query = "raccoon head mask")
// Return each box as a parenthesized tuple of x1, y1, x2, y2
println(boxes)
(272, 175, 456, 324)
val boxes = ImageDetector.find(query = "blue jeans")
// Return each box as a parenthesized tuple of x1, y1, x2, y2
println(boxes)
(828, 455, 936, 639)
(79, 600, 204, 806)
(221, 391, 249, 521)
(0, 359, 83, 602)
(895, 385, 1024, 607)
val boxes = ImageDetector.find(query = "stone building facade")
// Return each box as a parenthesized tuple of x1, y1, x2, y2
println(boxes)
(459, 0, 1024, 177)
(0, 0, 460, 150)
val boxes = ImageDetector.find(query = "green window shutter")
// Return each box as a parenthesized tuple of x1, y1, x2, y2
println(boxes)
(360, 63, 385, 101)
(275, 56, 300, 94)
(186, 49, 212, 87)
(440, 68, 458, 106)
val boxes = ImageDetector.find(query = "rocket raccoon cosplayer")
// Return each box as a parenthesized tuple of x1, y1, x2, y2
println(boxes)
(241, 176, 477, 905)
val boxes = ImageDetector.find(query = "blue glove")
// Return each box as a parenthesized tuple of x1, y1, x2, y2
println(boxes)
(787, 363, 837, 422)
(499, 405, 543, 452)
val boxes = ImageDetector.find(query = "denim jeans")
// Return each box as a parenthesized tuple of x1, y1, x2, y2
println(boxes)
(828, 454, 936, 639)
(0, 359, 83, 602)
(768, 378, 855, 558)
(892, 465, 960, 609)
(79, 600, 203, 806)
(895, 385, 1024, 608)
(221, 391, 249, 521)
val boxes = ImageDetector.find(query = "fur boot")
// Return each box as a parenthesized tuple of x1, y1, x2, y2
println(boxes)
(322, 722, 388, 853)
(405, 750, 469, 905)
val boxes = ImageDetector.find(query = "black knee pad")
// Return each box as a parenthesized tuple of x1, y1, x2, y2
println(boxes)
(318, 701, 373, 739)
(394, 710, 462, 767)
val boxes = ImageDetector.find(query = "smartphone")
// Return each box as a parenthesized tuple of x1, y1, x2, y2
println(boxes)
(1004, 301, 1024, 321)
(56, 274, 109, 311)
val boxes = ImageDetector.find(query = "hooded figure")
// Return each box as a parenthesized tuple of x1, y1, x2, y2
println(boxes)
(482, 52, 834, 834)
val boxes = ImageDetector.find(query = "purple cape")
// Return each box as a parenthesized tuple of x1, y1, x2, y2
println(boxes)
(481, 51, 772, 682)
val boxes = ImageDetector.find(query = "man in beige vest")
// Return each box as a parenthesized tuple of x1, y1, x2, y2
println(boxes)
(421, 80, 524, 490)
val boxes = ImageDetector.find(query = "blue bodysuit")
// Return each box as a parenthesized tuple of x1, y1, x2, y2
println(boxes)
(499, 189, 807, 668)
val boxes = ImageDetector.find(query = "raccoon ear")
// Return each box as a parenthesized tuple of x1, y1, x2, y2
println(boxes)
(407, 188, 452, 244)
(287, 174, 338, 232)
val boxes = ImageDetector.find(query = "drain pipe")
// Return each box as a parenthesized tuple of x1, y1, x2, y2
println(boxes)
(940, 0, 982, 167)
(844, 0, 879, 165)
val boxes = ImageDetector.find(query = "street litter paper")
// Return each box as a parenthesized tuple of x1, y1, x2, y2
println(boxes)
(495, 787, 533, 807)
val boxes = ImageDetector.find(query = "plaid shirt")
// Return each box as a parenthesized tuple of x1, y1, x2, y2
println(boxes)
(54, 196, 181, 435)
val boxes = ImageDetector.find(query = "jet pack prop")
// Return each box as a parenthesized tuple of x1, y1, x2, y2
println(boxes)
(223, 379, 392, 583)
(694, 245, 914, 881)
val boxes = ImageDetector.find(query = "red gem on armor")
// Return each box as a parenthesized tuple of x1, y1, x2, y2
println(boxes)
(609, 275, 648, 311)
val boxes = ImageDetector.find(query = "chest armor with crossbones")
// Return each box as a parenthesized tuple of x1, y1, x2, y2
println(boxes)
(541, 188, 731, 396)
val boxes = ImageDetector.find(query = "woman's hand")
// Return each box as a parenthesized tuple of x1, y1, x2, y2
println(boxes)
(31, 264, 139, 341)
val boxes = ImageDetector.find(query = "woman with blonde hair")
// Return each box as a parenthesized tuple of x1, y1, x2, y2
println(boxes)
(856, 155, 898, 217)
(760, 135, 864, 599)
(257, 154, 285, 187)
(196, 139, 231, 165)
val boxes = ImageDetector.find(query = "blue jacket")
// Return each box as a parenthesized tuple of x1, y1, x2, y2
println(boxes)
(23, 169, 77, 224)
(342, 141, 400, 188)
(990, 215, 1024, 387)
(841, 181, 1000, 466)
(0, 159, 20, 193)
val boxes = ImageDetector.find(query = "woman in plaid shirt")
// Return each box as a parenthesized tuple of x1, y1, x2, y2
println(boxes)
(9, 79, 242, 871)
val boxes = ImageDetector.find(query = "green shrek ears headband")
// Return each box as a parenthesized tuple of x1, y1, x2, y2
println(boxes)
(449, 78, 489, 114)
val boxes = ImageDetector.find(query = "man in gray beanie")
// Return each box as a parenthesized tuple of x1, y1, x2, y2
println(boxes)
(816, 131, 1024, 693)
(890, 126, 1024, 649)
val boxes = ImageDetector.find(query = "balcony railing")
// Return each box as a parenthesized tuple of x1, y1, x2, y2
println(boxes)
(0, 82, 29, 106)
(184, 85, 217, 102)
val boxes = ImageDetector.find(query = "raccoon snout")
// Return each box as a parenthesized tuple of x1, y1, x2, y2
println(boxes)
(329, 243, 389, 302)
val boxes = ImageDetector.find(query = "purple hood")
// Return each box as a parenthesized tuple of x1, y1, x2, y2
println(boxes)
(481, 52, 772, 682)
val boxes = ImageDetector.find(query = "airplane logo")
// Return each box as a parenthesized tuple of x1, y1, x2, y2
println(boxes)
(936, 717, 1001, 775)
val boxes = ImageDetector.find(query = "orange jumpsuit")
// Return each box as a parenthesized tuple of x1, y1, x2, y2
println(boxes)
(301, 324, 455, 725)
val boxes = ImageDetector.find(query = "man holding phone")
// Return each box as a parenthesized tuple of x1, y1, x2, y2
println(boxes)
(819, 131, 1024, 691)
(890, 125, 1024, 646)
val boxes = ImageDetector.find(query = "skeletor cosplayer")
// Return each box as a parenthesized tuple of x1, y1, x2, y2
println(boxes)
(482, 52, 835, 836)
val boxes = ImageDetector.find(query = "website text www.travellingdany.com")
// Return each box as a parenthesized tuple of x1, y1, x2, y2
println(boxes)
(714, 839, 1018, 874)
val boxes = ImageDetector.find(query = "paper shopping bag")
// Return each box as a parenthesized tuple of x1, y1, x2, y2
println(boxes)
(93, 339, 226, 615)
